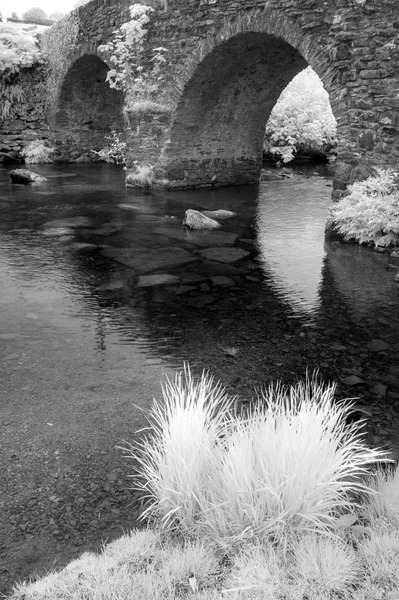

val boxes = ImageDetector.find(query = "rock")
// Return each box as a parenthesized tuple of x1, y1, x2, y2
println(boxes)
(330, 343, 347, 351)
(395, 274, 399, 283)
(201, 209, 236, 220)
(10, 169, 47, 183)
(175, 285, 197, 295)
(209, 275, 236, 287)
(95, 280, 125, 291)
(178, 272, 207, 283)
(17, 542, 40, 563)
(137, 274, 180, 287)
(371, 383, 387, 398)
(100, 246, 195, 272)
(187, 294, 217, 308)
(182, 209, 221, 230)
(42, 228, 74, 237)
(71, 243, 97, 251)
(367, 339, 390, 352)
(198, 247, 251, 263)
(44, 217, 93, 229)
(156, 227, 238, 246)
(342, 375, 366, 386)
(391, 250, 399, 258)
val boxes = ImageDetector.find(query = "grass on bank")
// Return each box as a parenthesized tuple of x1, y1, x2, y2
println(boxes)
(11, 367, 399, 600)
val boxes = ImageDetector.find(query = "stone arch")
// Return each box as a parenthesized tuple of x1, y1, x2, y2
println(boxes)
(54, 54, 125, 159)
(159, 9, 348, 188)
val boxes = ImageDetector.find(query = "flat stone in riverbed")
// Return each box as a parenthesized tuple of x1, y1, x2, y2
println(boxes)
(137, 274, 180, 287)
(155, 227, 239, 246)
(197, 247, 251, 263)
(100, 246, 195, 272)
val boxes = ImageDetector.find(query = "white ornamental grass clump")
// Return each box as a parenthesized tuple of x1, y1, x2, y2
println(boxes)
(130, 364, 235, 531)
(129, 367, 388, 546)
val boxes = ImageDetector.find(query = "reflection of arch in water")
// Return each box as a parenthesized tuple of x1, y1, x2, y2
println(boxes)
(255, 175, 332, 316)
(54, 55, 125, 157)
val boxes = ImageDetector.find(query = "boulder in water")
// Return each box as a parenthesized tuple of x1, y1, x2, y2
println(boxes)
(182, 209, 221, 230)
(10, 169, 47, 183)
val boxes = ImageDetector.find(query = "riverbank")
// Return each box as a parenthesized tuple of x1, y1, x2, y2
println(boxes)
(2, 285, 399, 595)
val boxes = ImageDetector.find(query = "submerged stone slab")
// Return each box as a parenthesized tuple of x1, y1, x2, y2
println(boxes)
(42, 227, 74, 237)
(186, 294, 217, 308)
(192, 260, 247, 276)
(210, 275, 236, 287)
(95, 280, 125, 291)
(71, 242, 98, 251)
(100, 246, 195, 272)
(155, 227, 238, 247)
(44, 217, 94, 229)
(198, 247, 250, 263)
(137, 274, 180, 287)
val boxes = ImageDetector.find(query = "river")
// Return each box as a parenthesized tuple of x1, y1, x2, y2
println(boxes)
(1, 162, 399, 591)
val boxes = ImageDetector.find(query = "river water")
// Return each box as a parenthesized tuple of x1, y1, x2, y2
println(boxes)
(1, 162, 399, 590)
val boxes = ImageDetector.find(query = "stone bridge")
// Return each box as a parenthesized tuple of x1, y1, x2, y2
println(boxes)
(41, 0, 399, 193)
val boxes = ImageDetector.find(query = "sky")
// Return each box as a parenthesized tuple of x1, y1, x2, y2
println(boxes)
(1, 0, 77, 18)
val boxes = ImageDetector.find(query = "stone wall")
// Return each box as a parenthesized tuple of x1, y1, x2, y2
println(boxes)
(0, 65, 49, 161)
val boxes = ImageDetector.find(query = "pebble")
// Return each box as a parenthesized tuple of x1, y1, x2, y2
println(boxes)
(342, 375, 366, 386)
(367, 339, 390, 352)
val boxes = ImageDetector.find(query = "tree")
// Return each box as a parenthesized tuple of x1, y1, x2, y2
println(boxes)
(10, 12, 20, 20)
(264, 66, 337, 163)
(49, 12, 65, 21)
(22, 7, 48, 24)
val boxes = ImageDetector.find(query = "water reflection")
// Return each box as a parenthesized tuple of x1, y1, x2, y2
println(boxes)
(0, 162, 398, 356)
(255, 168, 333, 316)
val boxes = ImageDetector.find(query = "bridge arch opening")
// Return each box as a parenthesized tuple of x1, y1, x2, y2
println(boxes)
(55, 54, 125, 159)
(164, 32, 339, 187)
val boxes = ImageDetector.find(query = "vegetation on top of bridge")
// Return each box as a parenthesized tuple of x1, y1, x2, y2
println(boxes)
(0, 22, 42, 121)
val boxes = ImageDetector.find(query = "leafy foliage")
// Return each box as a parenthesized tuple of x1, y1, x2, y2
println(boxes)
(21, 140, 54, 163)
(98, 4, 170, 111)
(330, 168, 399, 247)
(265, 67, 337, 163)
(0, 22, 41, 79)
(92, 130, 128, 164)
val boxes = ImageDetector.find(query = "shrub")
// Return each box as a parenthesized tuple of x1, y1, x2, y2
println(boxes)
(0, 23, 42, 121)
(92, 130, 128, 165)
(264, 67, 337, 163)
(125, 164, 156, 187)
(0, 22, 41, 77)
(98, 4, 170, 111)
(21, 140, 54, 163)
(329, 168, 399, 247)
(127, 367, 388, 546)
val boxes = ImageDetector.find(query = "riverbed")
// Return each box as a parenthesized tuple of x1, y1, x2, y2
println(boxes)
(1, 162, 399, 592)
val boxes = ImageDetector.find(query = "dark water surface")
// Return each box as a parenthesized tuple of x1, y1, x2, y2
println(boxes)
(1, 162, 399, 590)
(2, 163, 398, 348)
